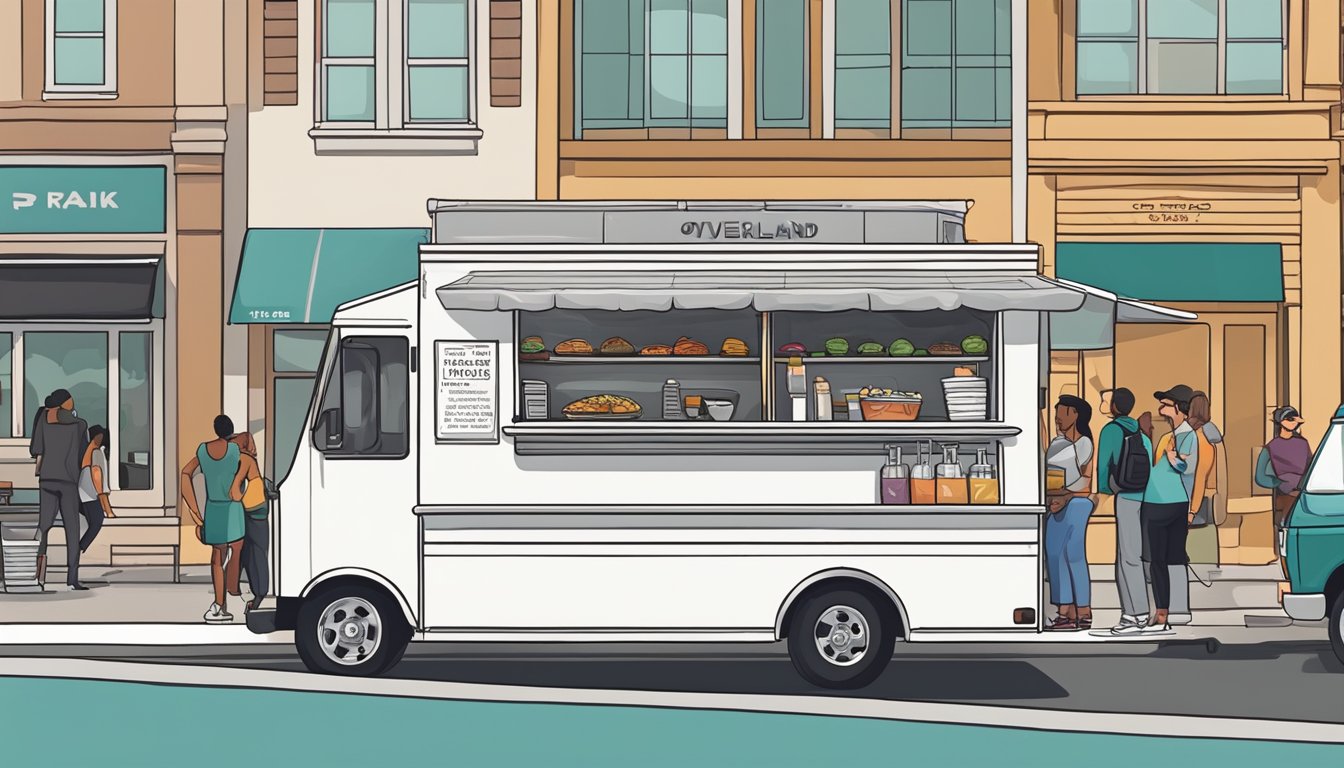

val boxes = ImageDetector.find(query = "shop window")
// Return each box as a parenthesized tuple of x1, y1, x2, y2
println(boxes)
(901, 0, 1010, 132)
(0, 333, 11, 438)
(1076, 0, 1285, 96)
(24, 332, 109, 434)
(313, 335, 409, 458)
(274, 330, 329, 373)
(834, 0, 893, 131)
(271, 329, 328, 481)
(574, 0, 729, 135)
(44, 0, 118, 98)
(315, 0, 480, 152)
(118, 332, 152, 491)
(755, 0, 809, 130)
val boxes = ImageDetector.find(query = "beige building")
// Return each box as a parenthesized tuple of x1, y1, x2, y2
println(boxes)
(235, 0, 537, 489)
(1028, 0, 1342, 565)
(0, 0, 246, 568)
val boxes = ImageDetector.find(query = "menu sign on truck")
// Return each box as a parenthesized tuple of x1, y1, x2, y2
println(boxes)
(435, 341, 499, 443)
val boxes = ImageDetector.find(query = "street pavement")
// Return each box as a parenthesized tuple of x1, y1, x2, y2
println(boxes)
(6, 637, 1340, 725)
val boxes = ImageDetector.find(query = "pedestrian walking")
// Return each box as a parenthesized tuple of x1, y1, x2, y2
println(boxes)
(1256, 405, 1312, 527)
(1096, 388, 1154, 635)
(1141, 385, 1199, 634)
(77, 424, 115, 555)
(29, 389, 90, 591)
(1044, 395, 1096, 631)
(181, 415, 247, 623)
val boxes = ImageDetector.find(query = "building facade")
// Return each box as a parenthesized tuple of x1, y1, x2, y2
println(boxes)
(1029, 0, 1342, 565)
(235, 0, 537, 490)
(0, 0, 244, 568)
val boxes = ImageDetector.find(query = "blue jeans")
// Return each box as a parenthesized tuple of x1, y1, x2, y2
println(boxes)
(1045, 497, 1094, 606)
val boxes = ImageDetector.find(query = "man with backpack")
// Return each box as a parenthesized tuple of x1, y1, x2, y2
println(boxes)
(1096, 387, 1154, 635)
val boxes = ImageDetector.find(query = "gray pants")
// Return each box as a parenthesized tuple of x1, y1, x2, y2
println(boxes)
(37, 480, 81, 586)
(1114, 496, 1149, 617)
(241, 514, 269, 601)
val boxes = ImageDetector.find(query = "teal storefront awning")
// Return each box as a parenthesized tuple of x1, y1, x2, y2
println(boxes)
(230, 228, 428, 324)
(1055, 243, 1284, 303)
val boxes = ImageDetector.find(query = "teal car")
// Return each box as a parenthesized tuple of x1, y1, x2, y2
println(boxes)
(1281, 404, 1344, 664)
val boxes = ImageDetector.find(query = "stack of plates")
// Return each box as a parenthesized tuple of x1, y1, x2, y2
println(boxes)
(522, 380, 549, 420)
(942, 376, 988, 421)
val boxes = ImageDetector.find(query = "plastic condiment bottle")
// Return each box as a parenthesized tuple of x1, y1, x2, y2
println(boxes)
(880, 444, 910, 505)
(936, 443, 969, 505)
(910, 440, 937, 505)
(970, 448, 999, 505)
(814, 377, 832, 421)
(786, 357, 807, 421)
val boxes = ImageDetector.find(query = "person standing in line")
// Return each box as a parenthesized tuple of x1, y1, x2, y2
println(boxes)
(229, 432, 271, 613)
(29, 389, 90, 591)
(1096, 388, 1154, 635)
(1044, 395, 1097, 631)
(1256, 405, 1313, 527)
(77, 425, 116, 556)
(181, 415, 248, 623)
(1141, 385, 1199, 634)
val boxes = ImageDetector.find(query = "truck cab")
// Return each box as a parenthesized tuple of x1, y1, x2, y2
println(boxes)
(1280, 404, 1344, 664)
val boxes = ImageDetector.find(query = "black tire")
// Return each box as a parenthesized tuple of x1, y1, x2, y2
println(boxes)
(786, 587, 896, 689)
(1330, 591, 1344, 669)
(295, 584, 412, 677)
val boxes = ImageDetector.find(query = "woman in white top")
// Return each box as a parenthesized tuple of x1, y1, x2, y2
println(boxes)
(77, 425, 115, 554)
(1044, 395, 1095, 631)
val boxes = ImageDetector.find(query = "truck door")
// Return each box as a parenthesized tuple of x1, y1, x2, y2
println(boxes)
(307, 331, 417, 593)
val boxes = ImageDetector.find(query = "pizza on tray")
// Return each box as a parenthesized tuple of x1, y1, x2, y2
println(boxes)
(562, 394, 642, 417)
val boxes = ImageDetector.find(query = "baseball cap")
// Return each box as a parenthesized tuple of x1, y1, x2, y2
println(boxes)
(1153, 384, 1195, 405)
(1272, 405, 1302, 425)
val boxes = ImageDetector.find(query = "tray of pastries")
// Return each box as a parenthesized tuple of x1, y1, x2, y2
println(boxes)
(562, 394, 643, 420)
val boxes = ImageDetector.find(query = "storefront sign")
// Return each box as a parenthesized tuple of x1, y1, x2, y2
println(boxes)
(0, 165, 167, 234)
(1129, 200, 1214, 224)
(435, 341, 499, 443)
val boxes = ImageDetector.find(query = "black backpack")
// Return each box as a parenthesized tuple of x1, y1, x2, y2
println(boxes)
(1111, 423, 1150, 493)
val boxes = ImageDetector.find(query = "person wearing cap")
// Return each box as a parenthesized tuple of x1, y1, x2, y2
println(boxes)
(1140, 384, 1200, 634)
(29, 388, 91, 591)
(1256, 405, 1313, 527)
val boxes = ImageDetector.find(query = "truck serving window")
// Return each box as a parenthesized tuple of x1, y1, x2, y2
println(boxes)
(1304, 425, 1344, 495)
(313, 336, 410, 459)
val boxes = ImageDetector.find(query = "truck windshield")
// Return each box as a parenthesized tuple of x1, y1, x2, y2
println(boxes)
(1303, 424, 1344, 495)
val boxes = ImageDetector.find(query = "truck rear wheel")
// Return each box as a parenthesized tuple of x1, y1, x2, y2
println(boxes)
(786, 587, 895, 689)
(295, 584, 411, 677)
(1330, 591, 1344, 667)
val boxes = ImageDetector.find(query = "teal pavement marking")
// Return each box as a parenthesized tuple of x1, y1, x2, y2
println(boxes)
(1, 676, 1341, 766)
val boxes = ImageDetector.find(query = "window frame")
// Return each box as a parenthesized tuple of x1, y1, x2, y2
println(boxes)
(43, 0, 118, 99)
(1074, 0, 1287, 98)
(0, 321, 164, 504)
(311, 332, 411, 461)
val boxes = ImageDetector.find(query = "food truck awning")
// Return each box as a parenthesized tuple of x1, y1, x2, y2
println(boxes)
(1046, 278, 1198, 351)
(435, 270, 1087, 313)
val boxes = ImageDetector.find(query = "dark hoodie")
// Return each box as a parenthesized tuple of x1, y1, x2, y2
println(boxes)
(30, 408, 89, 485)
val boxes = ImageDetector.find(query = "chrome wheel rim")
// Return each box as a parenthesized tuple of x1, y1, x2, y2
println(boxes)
(317, 596, 382, 666)
(813, 604, 871, 667)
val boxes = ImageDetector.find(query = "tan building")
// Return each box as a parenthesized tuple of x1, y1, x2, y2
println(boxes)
(1028, 0, 1342, 565)
(0, 0, 246, 567)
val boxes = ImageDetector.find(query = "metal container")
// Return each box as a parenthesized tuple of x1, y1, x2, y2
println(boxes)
(662, 379, 685, 420)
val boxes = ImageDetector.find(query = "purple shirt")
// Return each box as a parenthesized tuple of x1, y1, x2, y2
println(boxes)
(1265, 435, 1312, 493)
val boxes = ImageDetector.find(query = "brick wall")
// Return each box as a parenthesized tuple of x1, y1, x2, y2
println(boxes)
(490, 0, 522, 107)
(263, 1, 299, 106)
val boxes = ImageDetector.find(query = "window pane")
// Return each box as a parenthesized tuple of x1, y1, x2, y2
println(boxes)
(55, 0, 104, 33)
(650, 54, 689, 119)
(901, 67, 952, 124)
(691, 0, 727, 54)
(1226, 41, 1283, 94)
(994, 65, 1010, 122)
(1147, 0, 1217, 39)
(0, 333, 11, 438)
(838, 0, 890, 55)
(905, 0, 951, 56)
(325, 0, 375, 57)
(24, 332, 108, 433)
(325, 65, 376, 121)
(1147, 40, 1216, 94)
(1076, 41, 1137, 94)
(836, 66, 891, 125)
(1305, 427, 1344, 494)
(690, 54, 727, 119)
(954, 67, 995, 121)
(1076, 0, 1136, 37)
(955, 0, 996, 55)
(578, 0, 645, 128)
(1227, 0, 1282, 39)
(409, 65, 469, 120)
(836, 0, 890, 128)
(582, 0, 642, 54)
(650, 0, 689, 55)
(273, 377, 316, 481)
(53, 37, 105, 85)
(119, 332, 152, 491)
(756, 0, 808, 126)
(408, 0, 469, 58)
(582, 53, 641, 120)
(331, 337, 409, 459)
(274, 330, 329, 373)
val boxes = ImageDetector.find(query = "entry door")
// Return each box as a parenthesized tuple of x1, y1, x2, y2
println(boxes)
(1224, 325, 1267, 501)
(308, 331, 417, 583)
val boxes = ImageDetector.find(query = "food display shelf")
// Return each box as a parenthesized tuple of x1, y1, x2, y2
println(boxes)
(502, 421, 1021, 456)
(521, 356, 762, 364)
(771, 356, 990, 364)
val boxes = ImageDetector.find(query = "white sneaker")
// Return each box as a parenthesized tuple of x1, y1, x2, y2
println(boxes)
(203, 603, 233, 624)
(1111, 615, 1149, 635)
(1141, 622, 1174, 635)
(1168, 613, 1193, 626)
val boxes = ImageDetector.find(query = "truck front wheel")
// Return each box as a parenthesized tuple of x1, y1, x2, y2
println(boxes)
(786, 587, 896, 689)
(295, 584, 411, 676)
(1331, 591, 1344, 667)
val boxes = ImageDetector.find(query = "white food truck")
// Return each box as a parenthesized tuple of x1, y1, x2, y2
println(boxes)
(245, 201, 1188, 688)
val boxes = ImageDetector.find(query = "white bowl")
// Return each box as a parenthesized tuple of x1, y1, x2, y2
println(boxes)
(704, 399, 736, 421)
